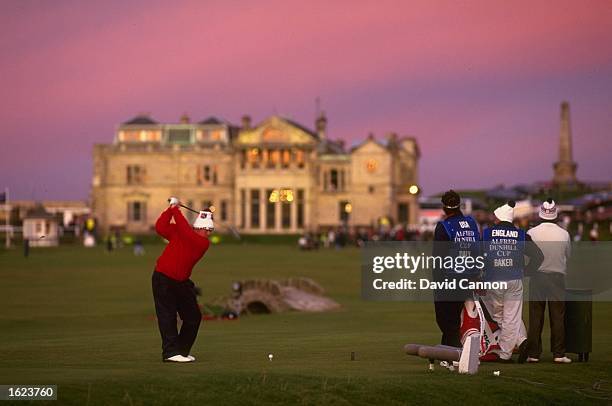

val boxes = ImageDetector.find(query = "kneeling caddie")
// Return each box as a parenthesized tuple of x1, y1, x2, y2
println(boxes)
(482, 201, 543, 363)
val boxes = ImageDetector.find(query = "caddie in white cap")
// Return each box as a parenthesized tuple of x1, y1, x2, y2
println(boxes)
(526, 198, 572, 364)
(481, 201, 543, 363)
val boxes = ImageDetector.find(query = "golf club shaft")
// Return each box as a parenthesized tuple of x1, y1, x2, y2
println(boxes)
(167, 199, 199, 214)
(179, 203, 199, 214)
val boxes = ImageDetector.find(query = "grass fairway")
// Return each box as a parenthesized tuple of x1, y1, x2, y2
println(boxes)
(0, 243, 610, 405)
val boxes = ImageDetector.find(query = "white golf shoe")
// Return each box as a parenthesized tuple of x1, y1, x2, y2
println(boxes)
(187, 355, 196, 361)
(526, 357, 540, 363)
(553, 356, 572, 364)
(164, 355, 193, 363)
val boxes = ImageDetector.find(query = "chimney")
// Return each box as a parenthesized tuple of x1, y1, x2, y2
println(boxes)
(316, 111, 327, 140)
(241, 115, 251, 130)
(180, 113, 190, 124)
(387, 133, 397, 148)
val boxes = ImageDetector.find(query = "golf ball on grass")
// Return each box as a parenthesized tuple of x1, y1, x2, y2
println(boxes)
(268, 353, 273, 361)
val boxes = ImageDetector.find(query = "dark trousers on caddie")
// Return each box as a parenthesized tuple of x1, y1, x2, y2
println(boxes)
(527, 272, 566, 358)
(152, 271, 202, 360)
(434, 300, 464, 348)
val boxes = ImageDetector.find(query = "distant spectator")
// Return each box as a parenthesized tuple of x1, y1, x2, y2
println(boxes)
(393, 225, 405, 241)
(298, 235, 308, 250)
(133, 238, 145, 256)
(114, 229, 122, 249)
(574, 223, 583, 242)
(589, 223, 599, 241)
(320, 232, 328, 248)
(327, 229, 336, 248)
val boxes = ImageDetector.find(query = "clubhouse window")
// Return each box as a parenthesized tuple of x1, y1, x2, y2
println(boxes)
(127, 201, 146, 222)
(250, 189, 260, 228)
(126, 165, 145, 185)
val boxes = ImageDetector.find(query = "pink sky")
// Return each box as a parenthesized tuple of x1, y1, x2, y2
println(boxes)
(1, 0, 611, 199)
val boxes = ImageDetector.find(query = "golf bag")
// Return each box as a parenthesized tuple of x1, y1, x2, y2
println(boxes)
(460, 297, 501, 361)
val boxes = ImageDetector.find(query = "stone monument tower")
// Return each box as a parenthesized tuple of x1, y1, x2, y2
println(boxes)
(553, 101, 578, 185)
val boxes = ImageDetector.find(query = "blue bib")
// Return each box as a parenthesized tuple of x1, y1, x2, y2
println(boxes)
(438, 215, 481, 275)
(482, 225, 526, 281)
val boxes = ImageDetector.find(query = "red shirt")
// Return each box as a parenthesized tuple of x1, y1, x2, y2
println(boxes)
(155, 206, 210, 281)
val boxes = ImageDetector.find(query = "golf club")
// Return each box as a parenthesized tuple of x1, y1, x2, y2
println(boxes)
(167, 199, 206, 214)
(167, 199, 241, 239)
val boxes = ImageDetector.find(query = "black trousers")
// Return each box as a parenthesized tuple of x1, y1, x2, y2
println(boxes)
(527, 272, 566, 358)
(434, 300, 464, 348)
(152, 271, 202, 360)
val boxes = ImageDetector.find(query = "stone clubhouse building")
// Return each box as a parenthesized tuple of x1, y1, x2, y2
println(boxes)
(91, 112, 420, 234)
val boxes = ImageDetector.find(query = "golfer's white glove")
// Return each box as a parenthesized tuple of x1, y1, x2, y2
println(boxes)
(168, 197, 179, 207)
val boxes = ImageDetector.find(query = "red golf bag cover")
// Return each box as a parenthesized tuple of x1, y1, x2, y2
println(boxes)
(460, 298, 501, 361)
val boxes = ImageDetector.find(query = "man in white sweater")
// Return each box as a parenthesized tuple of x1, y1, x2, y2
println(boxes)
(526, 199, 572, 364)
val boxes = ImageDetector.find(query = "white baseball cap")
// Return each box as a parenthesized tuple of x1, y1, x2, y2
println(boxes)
(193, 210, 214, 231)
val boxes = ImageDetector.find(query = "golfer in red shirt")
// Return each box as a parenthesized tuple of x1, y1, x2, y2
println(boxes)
(152, 197, 212, 362)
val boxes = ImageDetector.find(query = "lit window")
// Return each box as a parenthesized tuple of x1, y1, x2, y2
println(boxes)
(269, 190, 279, 203)
(366, 159, 378, 173)
(148, 131, 161, 141)
(121, 131, 141, 142)
(282, 150, 290, 168)
(294, 149, 305, 168)
(279, 188, 294, 203)
(264, 149, 274, 169)
(271, 150, 280, 166)
(247, 148, 260, 168)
